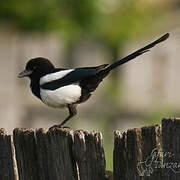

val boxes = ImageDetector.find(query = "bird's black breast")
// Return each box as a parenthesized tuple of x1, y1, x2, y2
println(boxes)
(30, 79, 41, 100)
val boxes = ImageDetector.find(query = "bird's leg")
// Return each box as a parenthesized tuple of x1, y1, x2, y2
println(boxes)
(60, 104, 77, 126)
(49, 104, 77, 130)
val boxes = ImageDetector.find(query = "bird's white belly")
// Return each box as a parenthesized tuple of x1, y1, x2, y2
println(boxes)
(40, 84, 81, 108)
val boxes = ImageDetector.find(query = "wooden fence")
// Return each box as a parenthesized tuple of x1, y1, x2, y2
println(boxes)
(1, 118, 180, 180)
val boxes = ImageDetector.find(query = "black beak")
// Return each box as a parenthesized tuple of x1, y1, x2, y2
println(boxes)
(18, 69, 32, 78)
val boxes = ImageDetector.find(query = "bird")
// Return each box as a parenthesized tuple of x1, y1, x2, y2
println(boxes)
(18, 33, 169, 130)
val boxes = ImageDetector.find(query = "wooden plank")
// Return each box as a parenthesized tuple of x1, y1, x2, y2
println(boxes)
(113, 128, 142, 180)
(114, 125, 163, 180)
(13, 128, 39, 180)
(126, 128, 142, 180)
(0, 128, 17, 180)
(140, 125, 162, 179)
(113, 131, 126, 180)
(36, 128, 78, 180)
(162, 118, 180, 180)
(73, 130, 106, 180)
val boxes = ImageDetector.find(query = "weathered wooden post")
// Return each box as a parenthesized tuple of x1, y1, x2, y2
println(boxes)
(162, 118, 180, 180)
(113, 118, 180, 180)
(113, 125, 163, 180)
(0, 129, 18, 180)
(0, 117, 180, 179)
(73, 130, 106, 180)
(11, 128, 107, 180)
(13, 128, 39, 180)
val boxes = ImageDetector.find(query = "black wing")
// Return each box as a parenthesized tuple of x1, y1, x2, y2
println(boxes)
(40, 64, 108, 90)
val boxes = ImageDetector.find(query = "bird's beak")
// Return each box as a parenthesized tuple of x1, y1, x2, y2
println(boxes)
(18, 69, 32, 78)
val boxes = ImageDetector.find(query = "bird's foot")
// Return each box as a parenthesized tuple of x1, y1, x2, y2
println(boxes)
(49, 124, 70, 131)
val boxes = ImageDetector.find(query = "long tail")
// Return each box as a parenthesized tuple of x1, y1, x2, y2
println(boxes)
(105, 33, 169, 72)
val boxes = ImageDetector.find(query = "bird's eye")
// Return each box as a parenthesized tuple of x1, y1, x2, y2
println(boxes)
(33, 66, 37, 70)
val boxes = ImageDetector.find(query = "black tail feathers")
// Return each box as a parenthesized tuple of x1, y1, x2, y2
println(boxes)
(81, 33, 169, 94)
(104, 33, 169, 72)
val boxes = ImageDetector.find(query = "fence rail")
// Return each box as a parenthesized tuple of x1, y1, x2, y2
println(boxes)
(0, 118, 180, 180)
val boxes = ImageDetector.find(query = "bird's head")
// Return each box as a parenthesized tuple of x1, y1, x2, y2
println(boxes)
(18, 57, 55, 79)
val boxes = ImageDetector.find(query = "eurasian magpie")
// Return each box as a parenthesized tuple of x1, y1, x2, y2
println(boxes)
(18, 33, 169, 129)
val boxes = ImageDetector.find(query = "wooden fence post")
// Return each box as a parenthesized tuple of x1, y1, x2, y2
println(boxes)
(0, 129, 18, 180)
(36, 128, 78, 180)
(1, 117, 180, 179)
(162, 118, 180, 180)
(73, 130, 106, 180)
(13, 128, 39, 180)
(140, 125, 163, 179)
(113, 125, 162, 180)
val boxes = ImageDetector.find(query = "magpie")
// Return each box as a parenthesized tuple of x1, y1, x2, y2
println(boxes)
(18, 33, 169, 129)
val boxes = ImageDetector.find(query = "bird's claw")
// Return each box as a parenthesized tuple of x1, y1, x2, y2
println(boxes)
(49, 125, 70, 131)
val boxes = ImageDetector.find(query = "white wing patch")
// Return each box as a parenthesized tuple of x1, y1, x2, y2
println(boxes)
(40, 84, 81, 108)
(40, 69, 74, 85)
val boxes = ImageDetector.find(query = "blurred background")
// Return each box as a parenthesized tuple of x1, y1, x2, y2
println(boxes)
(0, 0, 180, 170)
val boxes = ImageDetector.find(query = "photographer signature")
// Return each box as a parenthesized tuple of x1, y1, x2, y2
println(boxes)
(137, 148, 180, 176)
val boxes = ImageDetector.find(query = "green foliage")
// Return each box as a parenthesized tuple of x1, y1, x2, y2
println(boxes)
(0, 0, 100, 41)
(0, 0, 165, 44)
(0, 0, 52, 31)
(96, 0, 164, 49)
